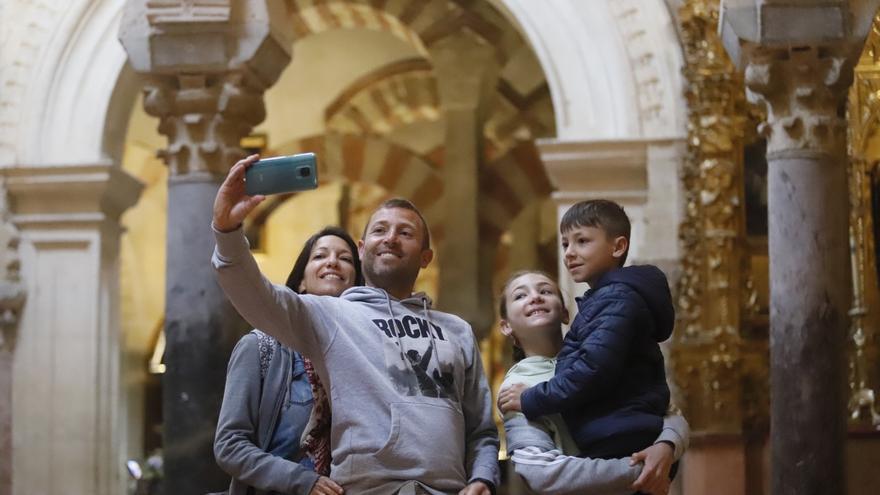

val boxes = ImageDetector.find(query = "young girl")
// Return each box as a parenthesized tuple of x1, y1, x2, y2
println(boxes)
(498, 270, 688, 495)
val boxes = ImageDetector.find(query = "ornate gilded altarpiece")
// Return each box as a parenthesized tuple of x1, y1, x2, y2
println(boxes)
(672, 0, 768, 436)
(674, 2, 880, 434)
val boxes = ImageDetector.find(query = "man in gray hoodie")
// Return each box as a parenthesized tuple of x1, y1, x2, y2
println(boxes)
(212, 154, 498, 495)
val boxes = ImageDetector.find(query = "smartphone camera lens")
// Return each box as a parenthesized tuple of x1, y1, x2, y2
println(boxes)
(298, 167, 311, 178)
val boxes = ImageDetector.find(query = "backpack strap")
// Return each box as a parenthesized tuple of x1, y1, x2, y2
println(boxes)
(252, 330, 276, 380)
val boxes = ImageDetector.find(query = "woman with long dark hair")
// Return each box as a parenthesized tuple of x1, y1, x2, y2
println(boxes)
(215, 227, 364, 495)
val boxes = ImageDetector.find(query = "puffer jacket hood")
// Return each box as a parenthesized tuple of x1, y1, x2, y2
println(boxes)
(593, 265, 674, 342)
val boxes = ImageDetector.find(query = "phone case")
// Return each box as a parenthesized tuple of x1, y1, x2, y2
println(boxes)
(245, 153, 318, 196)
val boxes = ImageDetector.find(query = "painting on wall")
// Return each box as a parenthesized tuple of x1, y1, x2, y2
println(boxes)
(744, 139, 768, 238)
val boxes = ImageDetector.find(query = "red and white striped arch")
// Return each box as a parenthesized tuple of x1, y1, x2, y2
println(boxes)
(286, 0, 520, 64)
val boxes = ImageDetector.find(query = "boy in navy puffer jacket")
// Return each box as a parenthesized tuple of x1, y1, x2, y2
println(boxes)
(498, 199, 674, 460)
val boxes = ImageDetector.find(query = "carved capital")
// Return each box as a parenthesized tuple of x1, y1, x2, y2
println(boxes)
(719, 0, 880, 157)
(743, 46, 853, 157)
(429, 32, 499, 113)
(120, 0, 294, 179)
(143, 73, 266, 179)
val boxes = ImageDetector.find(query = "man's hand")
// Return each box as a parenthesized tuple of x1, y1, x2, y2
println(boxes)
(458, 480, 492, 495)
(309, 476, 344, 495)
(212, 154, 265, 233)
(497, 383, 527, 414)
(630, 441, 674, 495)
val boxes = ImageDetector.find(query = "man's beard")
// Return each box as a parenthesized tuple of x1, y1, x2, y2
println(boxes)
(363, 250, 419, 294)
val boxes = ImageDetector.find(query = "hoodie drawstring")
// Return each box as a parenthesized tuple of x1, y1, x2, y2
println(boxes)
(385, 292, 408, 363)
(421, 297, 443, 376)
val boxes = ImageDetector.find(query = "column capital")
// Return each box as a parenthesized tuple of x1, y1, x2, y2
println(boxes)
(141, 73, 267, 179)
(119, 0, 294, 180)
(429, 31, 500, 112)
(744, 45, 852, 158)
(719, 0, 880, 157)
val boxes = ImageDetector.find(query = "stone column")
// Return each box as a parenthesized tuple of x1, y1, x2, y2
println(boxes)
(0, 187, 25, 495)
(1, 163, 142, 495)
(430, 33, 499, 338)
(119, 2, 292, 493)
(721, 2, 880, 493)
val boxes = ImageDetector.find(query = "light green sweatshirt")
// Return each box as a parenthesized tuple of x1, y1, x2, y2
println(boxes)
(501, 357, 581, 455)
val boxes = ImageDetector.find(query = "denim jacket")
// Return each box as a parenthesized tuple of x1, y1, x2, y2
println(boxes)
(215, 331, 319, 495)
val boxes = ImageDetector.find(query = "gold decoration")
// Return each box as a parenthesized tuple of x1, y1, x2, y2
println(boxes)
(671, 0, 768, 434)
(846, 13, 880, 427)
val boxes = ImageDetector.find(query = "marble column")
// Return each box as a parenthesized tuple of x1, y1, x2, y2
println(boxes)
(119, 1, 293, 493)
(2, 163, 142, 495)
(430, 33, 499, 338)
(720, 1, 880, 493)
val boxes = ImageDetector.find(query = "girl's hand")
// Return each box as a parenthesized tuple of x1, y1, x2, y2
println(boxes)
(497, 383, 527, 414)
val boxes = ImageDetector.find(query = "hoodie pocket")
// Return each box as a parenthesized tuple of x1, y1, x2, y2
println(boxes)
(373, 401, 467, 483)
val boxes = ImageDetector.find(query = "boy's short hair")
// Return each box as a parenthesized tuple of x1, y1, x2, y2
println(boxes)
(363, 197, 431, 250)
(560, 199, 631, 265)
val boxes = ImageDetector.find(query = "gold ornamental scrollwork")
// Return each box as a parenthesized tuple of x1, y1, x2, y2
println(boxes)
(672, 0, 767, 434)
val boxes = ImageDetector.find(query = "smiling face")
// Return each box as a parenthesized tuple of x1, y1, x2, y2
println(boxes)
(499, 272, 569, 358)
(358, 206, 433, 299)
(299, 235, 358, 297)
(561, 225, 627, 286)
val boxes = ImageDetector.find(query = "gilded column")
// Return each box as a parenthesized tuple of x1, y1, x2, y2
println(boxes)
(119, 1, 293, 493)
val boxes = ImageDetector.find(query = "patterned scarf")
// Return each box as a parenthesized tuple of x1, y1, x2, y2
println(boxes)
(301, 357, 332, 475)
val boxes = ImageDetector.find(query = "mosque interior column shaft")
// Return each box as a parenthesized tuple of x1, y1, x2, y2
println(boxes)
(430, 33, 499, 338)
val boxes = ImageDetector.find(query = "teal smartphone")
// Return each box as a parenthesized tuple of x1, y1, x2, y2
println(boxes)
(244, 153, 318, 196)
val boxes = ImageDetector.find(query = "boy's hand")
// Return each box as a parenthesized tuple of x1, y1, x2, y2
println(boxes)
(630, 441, 674, 495)
(497, 383, 527, 414)
(212, 154, 266, 233)
(458, 480, 492, 495)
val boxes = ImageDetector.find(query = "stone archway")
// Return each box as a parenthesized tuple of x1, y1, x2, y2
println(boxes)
(274, 0, 559, 336)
